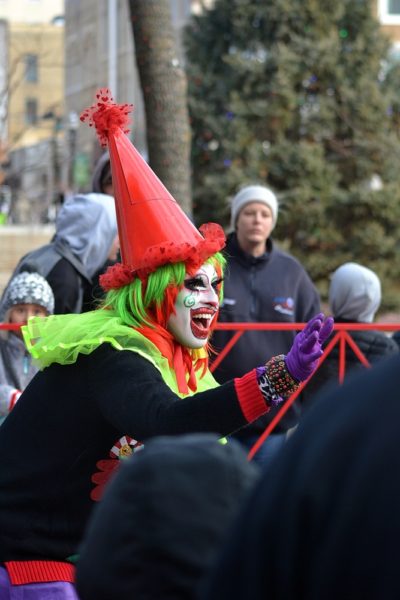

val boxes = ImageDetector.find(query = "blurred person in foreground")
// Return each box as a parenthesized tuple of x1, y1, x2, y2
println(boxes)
(0, 271, 54, 425)
(200, 352, 400, 600)
(212, 183, 320, 467)
(76, 434, 260, 600)
(0, 89, 332, 599)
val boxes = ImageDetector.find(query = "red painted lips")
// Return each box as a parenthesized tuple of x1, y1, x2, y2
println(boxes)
(190, 308, 217, 339)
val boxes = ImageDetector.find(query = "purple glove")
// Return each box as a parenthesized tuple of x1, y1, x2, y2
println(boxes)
(285, 313, 334, 382)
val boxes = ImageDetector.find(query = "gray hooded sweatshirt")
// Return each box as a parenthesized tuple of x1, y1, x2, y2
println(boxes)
(0, 193, 117, 317)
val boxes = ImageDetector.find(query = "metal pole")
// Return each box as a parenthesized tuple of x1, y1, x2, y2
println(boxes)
(108, 0, 118, 97)
(67, 111, 79, 194)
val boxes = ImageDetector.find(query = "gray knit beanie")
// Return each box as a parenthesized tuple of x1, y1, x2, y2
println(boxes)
(2, 271, 54, 315)
(231, 184, 278, 230)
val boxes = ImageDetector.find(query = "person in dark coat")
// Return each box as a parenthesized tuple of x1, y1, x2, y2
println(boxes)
(212, 184, 321, 466)
(200, 352, 400, 600)
(91, 151, 113, 197)
(76, 434, 260, 600)
(81, 152, 120, 312)
(304, 261, 398, 405)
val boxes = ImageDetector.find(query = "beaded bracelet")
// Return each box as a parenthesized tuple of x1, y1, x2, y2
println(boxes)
(265, 354, 300, 398)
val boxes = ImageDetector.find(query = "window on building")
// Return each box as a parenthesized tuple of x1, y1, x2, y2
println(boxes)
(25, 54, 38, 82)
(379, 0, 400, 23)
(25, 98, 38, 125)
(389, 0, 400, 13)
(52, 15, 65, 26)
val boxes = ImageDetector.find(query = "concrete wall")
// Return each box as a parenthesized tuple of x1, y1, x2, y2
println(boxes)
(0, 225, 54, 293)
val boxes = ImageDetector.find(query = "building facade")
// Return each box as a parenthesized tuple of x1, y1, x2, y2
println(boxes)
(0, 0, 64, 224)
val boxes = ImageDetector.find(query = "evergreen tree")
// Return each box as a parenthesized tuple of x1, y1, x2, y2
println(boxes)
(184, 0, 400, 308)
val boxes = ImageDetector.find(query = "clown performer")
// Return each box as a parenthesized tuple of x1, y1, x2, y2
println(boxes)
(0, 89, 333, 599)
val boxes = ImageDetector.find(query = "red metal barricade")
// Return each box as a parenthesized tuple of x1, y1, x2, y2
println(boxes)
(2, 321, 399, 460)
(212, 322, 400, 459)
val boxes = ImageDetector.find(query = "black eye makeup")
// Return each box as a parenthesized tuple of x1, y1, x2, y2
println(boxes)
(184, 276, 207, 291)
(212, 277, 223, 291)
(184, 275, 223, 293)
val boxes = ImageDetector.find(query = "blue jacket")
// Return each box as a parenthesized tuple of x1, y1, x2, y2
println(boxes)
(212, 232, 320, 433)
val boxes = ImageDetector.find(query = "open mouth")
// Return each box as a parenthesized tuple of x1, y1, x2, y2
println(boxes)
(190, 308, 216, 339)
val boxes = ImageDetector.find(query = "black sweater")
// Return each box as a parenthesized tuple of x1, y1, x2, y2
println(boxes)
(0, 344, 255, 563)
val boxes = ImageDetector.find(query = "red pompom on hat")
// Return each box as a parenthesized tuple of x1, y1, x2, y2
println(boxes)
(80, 88, 225, 290)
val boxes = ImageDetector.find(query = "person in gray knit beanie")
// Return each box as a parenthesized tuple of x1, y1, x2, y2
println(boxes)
(230, 184, 279, 231)
(1, 271, 54, 317)
(212, 182, 321, 469)
(0, 272, 54, 425)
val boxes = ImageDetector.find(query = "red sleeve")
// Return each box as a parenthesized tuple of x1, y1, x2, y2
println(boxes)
(234, 369, 269, 423)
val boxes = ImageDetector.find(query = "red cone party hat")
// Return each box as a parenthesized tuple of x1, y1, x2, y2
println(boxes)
(80, 89, 225, 289)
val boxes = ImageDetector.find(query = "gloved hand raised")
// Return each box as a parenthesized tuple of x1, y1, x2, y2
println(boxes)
(285, 313, 334, 382)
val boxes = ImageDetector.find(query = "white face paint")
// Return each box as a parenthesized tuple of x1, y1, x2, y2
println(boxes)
(167, 263, 221, 349)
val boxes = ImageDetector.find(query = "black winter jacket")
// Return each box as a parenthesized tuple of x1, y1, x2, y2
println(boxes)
(212, 233, 320, 433)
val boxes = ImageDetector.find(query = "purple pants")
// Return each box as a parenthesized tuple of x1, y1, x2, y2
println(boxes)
(0, 566, 79, 599)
